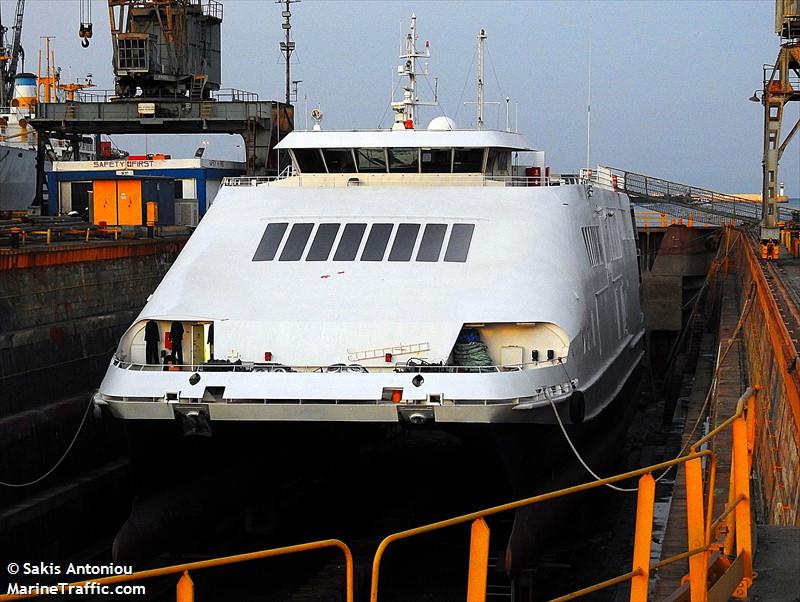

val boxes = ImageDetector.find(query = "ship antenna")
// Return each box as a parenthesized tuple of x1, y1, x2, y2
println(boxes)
(277, 0, 299, 107)
(391, 14, 434, 130)
(586, 28, 592, 169)
(476, 28, 486, 130)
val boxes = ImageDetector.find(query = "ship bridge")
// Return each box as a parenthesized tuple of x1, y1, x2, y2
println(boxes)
(275, 128, 537, 178)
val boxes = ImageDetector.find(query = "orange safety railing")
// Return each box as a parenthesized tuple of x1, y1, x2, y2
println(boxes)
(0, 539, 353, 602)
(369, 386, 759, 602)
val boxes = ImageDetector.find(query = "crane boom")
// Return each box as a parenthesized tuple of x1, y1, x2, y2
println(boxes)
(0, 0, 25, 106)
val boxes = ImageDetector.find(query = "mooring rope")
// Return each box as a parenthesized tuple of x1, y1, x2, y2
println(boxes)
(0, 395, 94, 488)
(549, 267, 756, 493)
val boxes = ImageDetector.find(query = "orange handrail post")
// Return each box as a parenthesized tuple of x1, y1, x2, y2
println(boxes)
(176, 571, 193, 602)
(629, 473, 655, 601)
(704, 455, 717, 545)
(723, 464, 736, 556)
(466, 518, 490, 602)
(685, 457, 708, 601)
(746, 394, 756, 471)
(732, 417, 753, 594)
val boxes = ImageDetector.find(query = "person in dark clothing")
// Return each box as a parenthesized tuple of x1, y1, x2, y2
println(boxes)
(170, 321, 185, 365)
(144, 320, 160, 365)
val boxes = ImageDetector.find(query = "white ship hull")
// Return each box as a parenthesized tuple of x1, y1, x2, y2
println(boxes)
(96, 178, 645, 426)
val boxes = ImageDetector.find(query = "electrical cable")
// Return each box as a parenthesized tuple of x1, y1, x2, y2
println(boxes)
(377, 76, 404, 129)
(485, 43, 506, 129)
(0, 395, 94, 488)
(453, 48, 477, 125)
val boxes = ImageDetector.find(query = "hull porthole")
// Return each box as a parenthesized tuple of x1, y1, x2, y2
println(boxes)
(569, 390, 586, 424)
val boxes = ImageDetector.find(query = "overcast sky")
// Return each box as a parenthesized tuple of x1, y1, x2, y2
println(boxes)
(1, 0, 791, 195)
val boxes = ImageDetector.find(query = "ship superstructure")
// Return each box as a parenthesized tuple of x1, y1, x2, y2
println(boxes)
(1, 73, 37, 210)
(95, 18, 645, 427)
(1, 72, 95, 211)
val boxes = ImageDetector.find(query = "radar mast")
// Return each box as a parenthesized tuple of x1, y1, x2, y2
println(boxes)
(391, 14, 437, 130)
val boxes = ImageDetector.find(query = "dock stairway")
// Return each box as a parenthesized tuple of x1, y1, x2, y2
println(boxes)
(190, 75, 208, 102)
(593, 167, 796, 227)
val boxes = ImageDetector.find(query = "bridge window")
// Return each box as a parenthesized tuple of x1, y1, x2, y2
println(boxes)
(322, 149, 356, 173)
(361, 224, 394, 261)
(292, 149, 326, 173)
(356, 148, 388, 173)
(388, 223, 421, 261)
(444, 223, 475, 262)
(388, 148, 420, 173)
(416, 224, 447, 262)
(453, 148, 485, 173)
(486, 149, 511, 176)
(421, 148, 453, 173)
(333, 223, 367, 260)
(306, 223, 341, 261)
(253, 222, 288, 261)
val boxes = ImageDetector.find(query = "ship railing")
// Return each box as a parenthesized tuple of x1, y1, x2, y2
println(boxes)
(111, 356, 568, 375)
(200, 0, 223, 20)
(69, 87, 258, 104)
(221, 174, 582, 188)
(16, 388, 758, 602)
(586, 166, 775, 225)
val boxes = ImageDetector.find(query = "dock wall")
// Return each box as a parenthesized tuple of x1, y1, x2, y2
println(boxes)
(0, 240, 184, 416)
(728, 230, 800, 525)
(0, 238, 185, 558)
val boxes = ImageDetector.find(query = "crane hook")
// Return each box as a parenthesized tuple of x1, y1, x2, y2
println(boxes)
(81, 38, 90, 48)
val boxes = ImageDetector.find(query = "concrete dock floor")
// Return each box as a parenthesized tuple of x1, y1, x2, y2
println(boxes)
(750, 525, 800, 602)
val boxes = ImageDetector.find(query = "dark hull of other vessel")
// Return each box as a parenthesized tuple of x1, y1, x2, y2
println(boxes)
(0, 145, 36, 211)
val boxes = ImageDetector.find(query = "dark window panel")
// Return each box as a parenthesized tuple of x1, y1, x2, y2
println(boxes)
(293, 149, 327, 173)
(416, 223, 447, 262)
(279, 223, 314, 261)
(356, 148, 387, 172)
(444, 223, 475, 262)
(453, 148, 485, 173)
(322, 149, 356, 173)
(306, 223, 341, 261)
(333, 223, 367, 260)
(253, 223, 288, 261)
(388, 223, 421, 262)
(421, 148, 452, 173)
(361, 223, 394, 261)
(387, 148, 419, 173)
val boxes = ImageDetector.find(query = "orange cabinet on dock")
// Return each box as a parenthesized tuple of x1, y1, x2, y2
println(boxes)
(90, 178, 175, 227)
(116, 180, 143, 225)
(92, 179, 142, 226)
(92, 180, 119, 225)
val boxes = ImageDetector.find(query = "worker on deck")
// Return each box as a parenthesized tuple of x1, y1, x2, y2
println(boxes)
(170, 321, 185, 365)
(144, 320, 160, 365)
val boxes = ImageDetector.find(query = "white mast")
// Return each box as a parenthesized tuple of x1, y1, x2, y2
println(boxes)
(586, 33, 592, 168)
(391, 14, 435, 130)
(476, 28, 486, 130)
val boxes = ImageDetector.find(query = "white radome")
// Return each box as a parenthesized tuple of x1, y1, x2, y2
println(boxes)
(427, 116, 457, 131)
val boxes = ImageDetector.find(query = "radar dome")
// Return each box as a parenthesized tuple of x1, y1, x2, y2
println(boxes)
(427, 116, 457, 131)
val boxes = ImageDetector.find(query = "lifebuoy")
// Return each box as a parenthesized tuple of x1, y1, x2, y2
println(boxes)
(569, 390, 586, 424)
